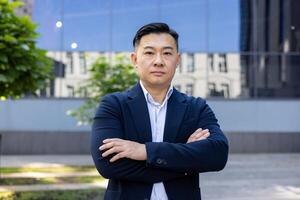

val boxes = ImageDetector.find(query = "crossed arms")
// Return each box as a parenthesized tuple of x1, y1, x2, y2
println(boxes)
(100, 128, 210, 162)
(91, 95, 228, 183)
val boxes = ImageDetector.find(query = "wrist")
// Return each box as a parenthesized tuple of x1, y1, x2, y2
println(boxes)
(141, 144, 147, 160)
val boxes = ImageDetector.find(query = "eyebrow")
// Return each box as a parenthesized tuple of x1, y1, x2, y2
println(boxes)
(143, 46, 174, 50)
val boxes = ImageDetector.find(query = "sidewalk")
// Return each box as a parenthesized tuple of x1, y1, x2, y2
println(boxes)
(0, 182, 108, 193)
(1, 155, 94, 167)
(2, 171, 98, 178)
(1, 154, 300, 200)
(200, 153, 300, 200)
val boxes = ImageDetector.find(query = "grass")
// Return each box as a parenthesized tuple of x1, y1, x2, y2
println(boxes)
(0, 189, 105, 200)
(0, 166, 97, 174)
(0, 166, 106, 199)
(0, 176, 105, 186)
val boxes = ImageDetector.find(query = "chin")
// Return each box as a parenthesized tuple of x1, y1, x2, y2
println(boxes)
(150, 81, 169, 88)
(149, 78, 164, 84)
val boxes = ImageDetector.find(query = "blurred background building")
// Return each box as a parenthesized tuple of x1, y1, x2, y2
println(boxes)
(240, 0, 300, 97)
(28, 0, 300, 99)
(1, 0, 300, 154)
(13, 0, 300, 99)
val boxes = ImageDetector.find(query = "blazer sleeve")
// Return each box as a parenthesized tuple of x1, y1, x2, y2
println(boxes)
(145, 100, 229, 174)
(91, 94, 186, 183)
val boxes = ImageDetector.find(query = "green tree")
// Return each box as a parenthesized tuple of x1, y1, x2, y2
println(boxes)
(0, 0, 52, 99)
(69, 53, 138, 125)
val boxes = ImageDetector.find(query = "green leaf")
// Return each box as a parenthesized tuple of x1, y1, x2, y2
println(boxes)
(0, 43, 6, 49)
(69, 54, 138, 125)
(15, 65, 29, 71)
(10, 1, 24, 9)
(0, 0, 53, 98)
(3, 35, 17, 43)
(0, 54, 8, 63)
(0, 74, 7, 82)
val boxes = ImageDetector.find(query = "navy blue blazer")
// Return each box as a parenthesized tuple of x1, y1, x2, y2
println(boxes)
(91, 82, 228, 200)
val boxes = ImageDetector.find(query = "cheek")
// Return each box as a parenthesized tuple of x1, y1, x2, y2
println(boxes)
(166, 61, 177, 73)
(138, 58, 152, 66)
(136, 66, 148, 77)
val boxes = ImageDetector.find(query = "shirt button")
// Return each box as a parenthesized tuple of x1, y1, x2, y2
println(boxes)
(184, 172, 188, 175)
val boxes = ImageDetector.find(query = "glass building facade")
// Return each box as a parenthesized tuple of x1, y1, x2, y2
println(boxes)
(28, 0, 300, 98)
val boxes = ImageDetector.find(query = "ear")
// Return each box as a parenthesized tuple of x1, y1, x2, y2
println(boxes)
(130, 52, 137, 66)
(176, 53, 181, 68)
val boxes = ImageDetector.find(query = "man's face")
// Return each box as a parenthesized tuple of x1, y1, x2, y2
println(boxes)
(131, 33, 180, 89)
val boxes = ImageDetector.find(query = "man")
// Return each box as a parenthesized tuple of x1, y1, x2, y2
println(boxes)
(91, 22, 228, 200)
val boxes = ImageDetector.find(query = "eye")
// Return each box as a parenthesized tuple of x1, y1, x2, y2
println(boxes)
(164, 52, 172, 56)
(144, 51, 154, 55)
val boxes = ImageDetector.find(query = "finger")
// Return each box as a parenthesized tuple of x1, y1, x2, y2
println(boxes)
(188, 138, 196, 143)
(200, 129, 209, 133)
(100, 140, 123, 151)
(187, 137, 199, 143)
(189, 128, 203, 140)
(99, 142, 115, 151)
(99, 144, 109, 151)
(195, 131, 209, 138)
(203, 132, 210, 138)
(195, 132, 210, 141)
(195, 129, 209, 137)
(102, 146, 122, 157)
(188, 132, 202, 143)
(192, 128, 203, 135)
(110, 152, 126, 162)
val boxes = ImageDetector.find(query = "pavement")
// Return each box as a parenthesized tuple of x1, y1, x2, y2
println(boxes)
(0, 182, 108, 193)
(1, 155, 94, 167)
(2, 171, 99, 178)
(200, 154, 300, 200)
(0, 153, 300, 200)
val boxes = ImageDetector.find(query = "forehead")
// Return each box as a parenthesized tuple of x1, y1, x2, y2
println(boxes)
(138, 33, 177, 49)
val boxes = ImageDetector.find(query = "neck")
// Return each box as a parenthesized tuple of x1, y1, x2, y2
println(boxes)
(141, 81, 170, 104)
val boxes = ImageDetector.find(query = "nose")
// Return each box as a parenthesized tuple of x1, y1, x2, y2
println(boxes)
(154, 53, 164, 67)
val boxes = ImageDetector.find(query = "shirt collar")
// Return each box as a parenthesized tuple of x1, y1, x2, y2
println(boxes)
(139, 80, 173, 106)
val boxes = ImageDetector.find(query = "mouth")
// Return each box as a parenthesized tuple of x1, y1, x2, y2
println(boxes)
(151, 71, 165, 76)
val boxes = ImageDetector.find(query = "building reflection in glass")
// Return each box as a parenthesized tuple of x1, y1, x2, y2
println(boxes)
(27, 0, 300, 98)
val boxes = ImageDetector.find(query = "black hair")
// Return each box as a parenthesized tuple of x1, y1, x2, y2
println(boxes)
(132, 22, 179, 50)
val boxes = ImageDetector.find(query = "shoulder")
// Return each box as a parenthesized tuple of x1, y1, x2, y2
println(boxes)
(99, 90, 130, 112)
(95, 90, 128, 117)
(102, 91, 127, 102)
(101, 83, 139, 103)
(174, 89, 207, 107)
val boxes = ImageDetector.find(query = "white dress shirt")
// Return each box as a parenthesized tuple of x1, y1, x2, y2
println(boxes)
(140, 81, 173, 200)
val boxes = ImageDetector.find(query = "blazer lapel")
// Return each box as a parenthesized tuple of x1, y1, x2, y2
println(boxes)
(126, 83, 152, 143)
(163, 90, 188, 143)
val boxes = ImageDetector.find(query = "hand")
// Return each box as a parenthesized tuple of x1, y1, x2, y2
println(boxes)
(187, 128, 210, 143)
(99, 138, 147, 162)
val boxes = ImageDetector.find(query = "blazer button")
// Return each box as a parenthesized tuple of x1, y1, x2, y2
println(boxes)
(156, 158, 162, 164)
